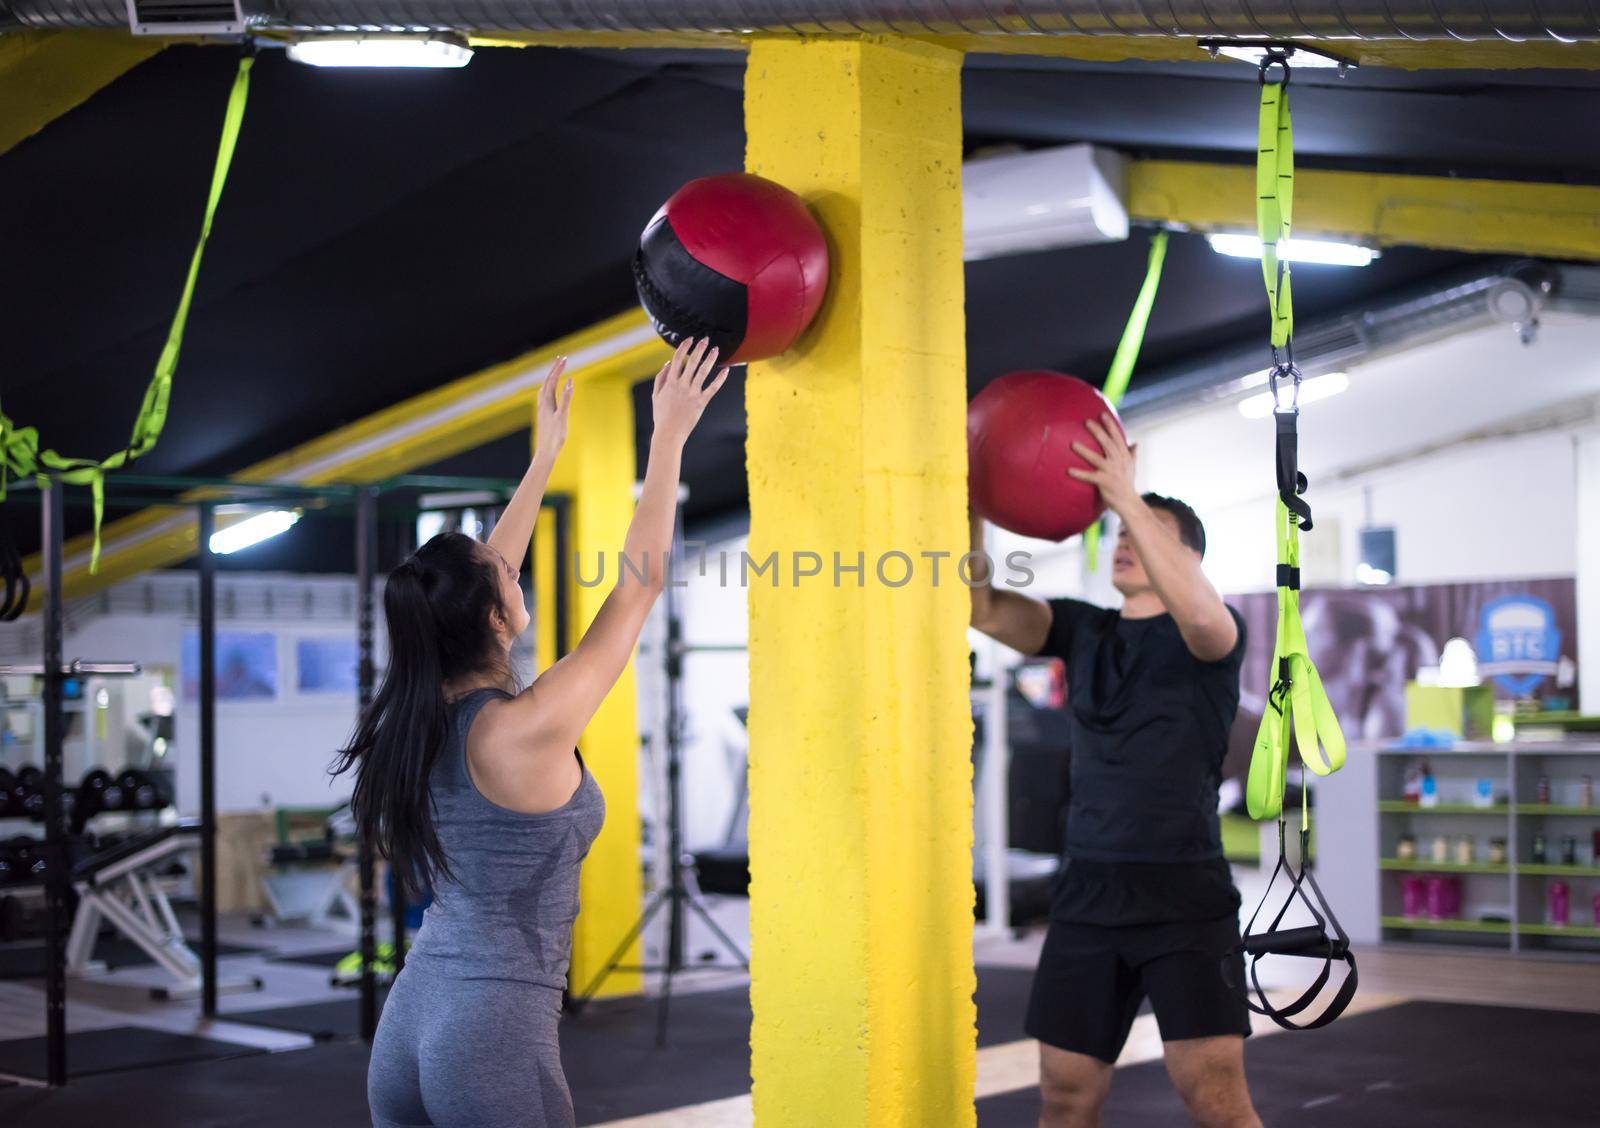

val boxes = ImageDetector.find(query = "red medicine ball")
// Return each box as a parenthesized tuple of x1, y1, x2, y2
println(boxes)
(968, 370, 1125, 542)
(633, 173, 829, 365)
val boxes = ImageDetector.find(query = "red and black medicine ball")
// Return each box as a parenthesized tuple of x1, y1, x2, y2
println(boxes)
(633, 173, 830, 365)
(968, 370, 1125, 542)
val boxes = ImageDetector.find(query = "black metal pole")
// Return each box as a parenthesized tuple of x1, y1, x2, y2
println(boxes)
(365, 488, 408, 980)
(663, 521, 686, 978)
(356, 486, 379, 1040)
(551, 495, 572, 659)
(41, 479, 68, 1086)
(197, 503, 219, 1019)
(655, 499, 690, 1046)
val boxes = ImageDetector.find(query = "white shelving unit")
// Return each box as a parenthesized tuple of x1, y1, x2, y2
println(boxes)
(1376, 740, 1600, 955)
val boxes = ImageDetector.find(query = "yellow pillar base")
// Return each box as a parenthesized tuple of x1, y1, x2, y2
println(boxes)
(745, 36, 975, 1127)
(535, 374, 646, 998)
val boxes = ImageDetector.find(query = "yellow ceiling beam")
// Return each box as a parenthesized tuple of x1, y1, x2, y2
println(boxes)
(470, 29, 1600, 70)
(28, 309, 668, 605)
(929, 33, 1600, 70)
(1128, 159, 1600, 260)
(0, 30, 163, 157)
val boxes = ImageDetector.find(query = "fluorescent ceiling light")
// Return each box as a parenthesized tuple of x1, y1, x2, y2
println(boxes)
(1207, 233, 1377, 267)
(1209, 44, 1348, 70)
(210, 510, 301, 555)
(288, 37, 473, 69)
(1237, 371, 1350, 419)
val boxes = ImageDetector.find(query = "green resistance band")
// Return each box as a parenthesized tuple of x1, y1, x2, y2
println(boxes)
(1245, 77, 1346, 823)
(1257, 79, 1294, 351)
(0, 56, 253, 571)
(1246, 499, 1347, 821)
(1085, 228, 1168, 570)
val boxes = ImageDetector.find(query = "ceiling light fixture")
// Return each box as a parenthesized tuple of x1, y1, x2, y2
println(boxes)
(1199, 40, 1354, 71)
(288, 36, 474, 69)
(1207, 232, 1377, 267)
(210, 510, 302, 555)
(1237, 372, 1350, 419)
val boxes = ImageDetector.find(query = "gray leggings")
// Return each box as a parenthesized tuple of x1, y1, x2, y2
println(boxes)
(369, 962, 574, 1128)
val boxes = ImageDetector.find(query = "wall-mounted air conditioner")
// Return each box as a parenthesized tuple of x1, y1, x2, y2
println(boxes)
(963, 143, 1128, 262)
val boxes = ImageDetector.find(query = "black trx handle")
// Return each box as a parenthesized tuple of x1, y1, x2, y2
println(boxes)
(1223, 823, 1358, 1031)
(1271, 366, 1314, 533)
(0, 517, 28, 622)
(1241, 924, 1348, 959)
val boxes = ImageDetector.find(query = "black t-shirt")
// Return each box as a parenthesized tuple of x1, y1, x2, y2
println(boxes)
(1039, 599, 1247, 926)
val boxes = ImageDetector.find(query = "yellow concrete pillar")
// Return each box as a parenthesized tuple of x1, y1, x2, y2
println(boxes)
(534, 376, 644, 997)
(745, 37, 975, 1127)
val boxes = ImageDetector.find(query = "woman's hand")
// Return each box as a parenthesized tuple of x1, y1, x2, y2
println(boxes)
(533, 356, 574, 464)
(1069, 413, 1139, 516)
(651, 338, 728, 447)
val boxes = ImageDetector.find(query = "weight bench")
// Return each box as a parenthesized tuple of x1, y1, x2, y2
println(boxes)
(258, 840, 360, 932)
(67, 822, 260, 1000)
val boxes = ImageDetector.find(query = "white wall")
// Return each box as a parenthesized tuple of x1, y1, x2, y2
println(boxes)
(63, 611, 368, 816)
(1577, 426, 1600, 714)
(1129, 315, 1600, 597)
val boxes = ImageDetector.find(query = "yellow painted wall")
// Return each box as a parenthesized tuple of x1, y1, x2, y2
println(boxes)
(745, 36, 976, 1127)
(537, 374, 645, 997)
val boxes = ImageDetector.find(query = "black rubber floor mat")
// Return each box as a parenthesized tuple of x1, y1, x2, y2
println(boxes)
(228, 992, 386, 1040)
(0, 938, 256, 980)
(265, 948, 352, 969)
(977, 1000, 1600, 1127)
(0, 1026, 260, 1083)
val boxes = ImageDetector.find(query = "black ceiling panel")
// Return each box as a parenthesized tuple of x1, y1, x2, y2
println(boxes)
(2, 42, 1588, 560)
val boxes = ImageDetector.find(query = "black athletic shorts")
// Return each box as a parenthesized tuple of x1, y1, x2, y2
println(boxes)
(1024, 915, 1251, 1063)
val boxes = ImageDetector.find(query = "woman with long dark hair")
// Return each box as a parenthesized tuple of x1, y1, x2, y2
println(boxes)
(340, 338, 728, 1128)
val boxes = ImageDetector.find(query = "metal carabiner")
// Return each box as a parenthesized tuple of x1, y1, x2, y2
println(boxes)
(1267, 358, 1302, 415)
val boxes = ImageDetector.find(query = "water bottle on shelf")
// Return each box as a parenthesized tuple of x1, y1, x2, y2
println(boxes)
(1419, 763, 1438, 809)
(1550, 881, 1570, 927)
(1403, 876, 1426, 919)
(1427, 877, 1449, 921)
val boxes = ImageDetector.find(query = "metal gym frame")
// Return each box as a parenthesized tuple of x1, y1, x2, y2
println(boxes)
(3, 471, 571, 1086)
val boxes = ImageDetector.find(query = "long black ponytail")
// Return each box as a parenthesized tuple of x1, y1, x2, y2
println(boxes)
(333, 532, 509, 898)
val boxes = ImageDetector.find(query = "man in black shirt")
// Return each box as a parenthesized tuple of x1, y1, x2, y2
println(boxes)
(970, 414, 1259, 1128)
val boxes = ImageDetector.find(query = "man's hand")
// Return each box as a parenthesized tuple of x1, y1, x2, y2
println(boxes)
(1069, 413, 1139, 515)
(533, 356, 574, 464)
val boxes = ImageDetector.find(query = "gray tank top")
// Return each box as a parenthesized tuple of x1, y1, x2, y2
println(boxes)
(407, 687, 605, 989)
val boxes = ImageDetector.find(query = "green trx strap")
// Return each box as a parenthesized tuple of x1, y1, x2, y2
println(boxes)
(1222, 57, 1350, 1036)
(1085, 229, 1168, 569)
(1245, 494, 1347, 820)
(1230, 56, 1356, 1034)
(1257, 77, 1294, 352)
(1245, 69, 1344, 823)
(0, 56, 253, 571)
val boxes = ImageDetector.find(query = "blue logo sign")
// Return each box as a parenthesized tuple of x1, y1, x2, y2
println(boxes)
(1476, 595, 1561, 697)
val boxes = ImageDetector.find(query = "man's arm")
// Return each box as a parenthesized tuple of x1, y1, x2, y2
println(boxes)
(1070, 415, 1239, 663)
(968, 510, 1053, 656)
